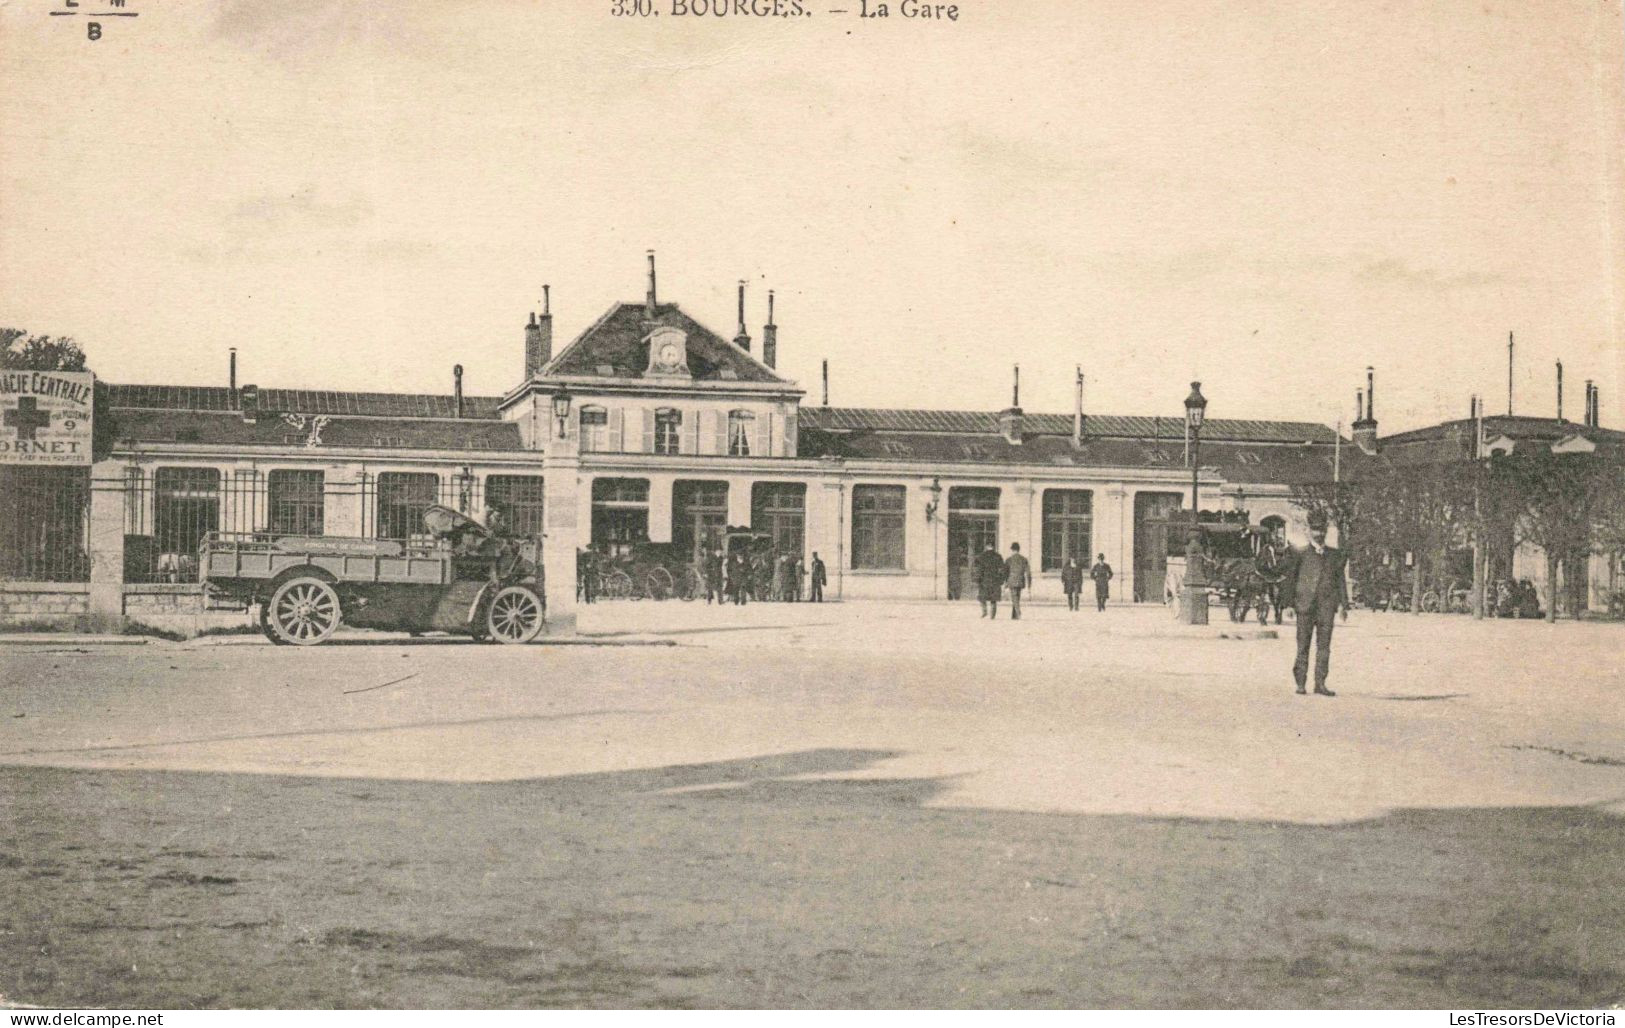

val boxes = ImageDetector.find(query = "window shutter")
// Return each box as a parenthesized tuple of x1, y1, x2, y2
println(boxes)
(642, 409, 656, 454)
(607, 409, 624, 452)
(688, 410, 700, 455)
(758, 412, 773, 458)
(712, 411, 727, 456)
(785, 412, 798, 456)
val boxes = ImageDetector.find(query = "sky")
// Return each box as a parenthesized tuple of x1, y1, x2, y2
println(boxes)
(1, 0, 1621, 433)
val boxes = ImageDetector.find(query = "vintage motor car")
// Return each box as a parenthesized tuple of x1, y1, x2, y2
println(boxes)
(200, 505, 546, 645)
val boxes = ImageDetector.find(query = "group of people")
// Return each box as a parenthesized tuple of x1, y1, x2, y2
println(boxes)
(967, 543, 1116, 619)
(702, 548, 828, 606)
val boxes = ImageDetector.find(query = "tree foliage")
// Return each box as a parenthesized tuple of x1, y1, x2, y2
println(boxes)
(1, 329, 88, 371)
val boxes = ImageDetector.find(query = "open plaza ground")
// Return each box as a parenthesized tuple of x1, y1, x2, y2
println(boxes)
(1, 599, 1622, 1008)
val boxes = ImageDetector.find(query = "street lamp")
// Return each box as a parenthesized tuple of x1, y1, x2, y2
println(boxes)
(1184, 381, 1207, 518)
(551, 390, 573, 438)
(1182, 382, 1209, 625)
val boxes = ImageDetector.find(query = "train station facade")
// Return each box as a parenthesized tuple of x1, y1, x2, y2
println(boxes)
(2, 264, 1617, 631)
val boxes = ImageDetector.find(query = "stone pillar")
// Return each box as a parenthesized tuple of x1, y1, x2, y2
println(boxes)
(543, 432, 582, 637)
(726, 476, 754, 529)
(1104, 487, 1130, 605)
(647, 476, 674, 544)
(87, 460, 127, 623)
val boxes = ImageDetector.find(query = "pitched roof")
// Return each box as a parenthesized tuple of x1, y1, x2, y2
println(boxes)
(110, 409, 525, 452)
(797, 429, 1347, 485)
(543, 302, 789, 384)
(1378, 416, 1625, 465)
(799, 407, 1338, 444)
(107, 384, 504, 420)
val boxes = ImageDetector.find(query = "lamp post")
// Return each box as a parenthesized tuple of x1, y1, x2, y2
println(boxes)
(551, 390, 573, 439)
(1183, 382, 1209, 625)
(925, 477, 943, 600)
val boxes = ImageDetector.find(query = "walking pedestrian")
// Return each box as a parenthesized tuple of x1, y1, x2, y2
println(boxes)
(1280, 510, 1348, 696)
(790, 554, 805, 602)
(703, 547, 724, 605)
(1004, 542, 1032, 620)
(1089, 553, 1113, 612)
(973, 543, 1005, 618)
(726, 551, 750, 606)
(809, 552, 827, 602)
(772, 554, 788, 602)
(1061, 556, 1084, 611)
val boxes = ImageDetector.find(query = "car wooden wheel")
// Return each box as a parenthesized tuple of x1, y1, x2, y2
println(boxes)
(487, 585, 544, 644)
(267, 576, 341, 646)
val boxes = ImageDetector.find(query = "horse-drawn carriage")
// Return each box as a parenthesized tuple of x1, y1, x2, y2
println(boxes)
(1163, 511, 1290, 623)
(201, 505, 546, 645)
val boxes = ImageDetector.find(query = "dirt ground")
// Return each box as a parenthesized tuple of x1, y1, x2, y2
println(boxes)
(1, 601, 1622, 1008)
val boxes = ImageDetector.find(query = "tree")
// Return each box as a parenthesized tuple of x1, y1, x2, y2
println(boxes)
(1, 329, 88, 371)
(1497, 449, 1614, 621)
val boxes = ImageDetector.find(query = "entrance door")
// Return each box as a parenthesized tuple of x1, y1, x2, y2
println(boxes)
(1133, 491, 1184, 602)
(946, 487, 1000, 600)
(672, 480, 729, 563)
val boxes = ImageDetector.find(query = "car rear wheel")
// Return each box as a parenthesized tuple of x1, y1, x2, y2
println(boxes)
(267, 576, 341, 646)
(487, 585, 544, 644)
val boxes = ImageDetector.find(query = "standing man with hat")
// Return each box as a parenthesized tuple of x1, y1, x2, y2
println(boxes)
(1280, 510, 1349, 696)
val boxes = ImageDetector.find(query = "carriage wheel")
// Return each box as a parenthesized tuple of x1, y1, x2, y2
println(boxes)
(487, 585, 545, 644)
(605, 570, 633, 600)
(679, 567, 703, 602)
(645, 566, 675, 601)
(267, 576, 341, 646)
(1420, 590, 1441, 613)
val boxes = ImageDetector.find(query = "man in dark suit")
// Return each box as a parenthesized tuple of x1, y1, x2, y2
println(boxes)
(1280, 510, 1349, 696)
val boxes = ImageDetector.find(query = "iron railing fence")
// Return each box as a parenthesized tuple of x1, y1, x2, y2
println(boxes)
(0, 466, 91, 583)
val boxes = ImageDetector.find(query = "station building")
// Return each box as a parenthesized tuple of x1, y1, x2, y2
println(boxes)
(2, 259, 1616, 629)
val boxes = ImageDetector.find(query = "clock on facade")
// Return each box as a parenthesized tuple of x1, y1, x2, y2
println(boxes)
(645, 326, 690, 376)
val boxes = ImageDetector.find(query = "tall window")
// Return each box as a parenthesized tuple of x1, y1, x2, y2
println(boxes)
(590, 477, 650, 556)
(728, 410, 754, 456)
(268, 470, 324, 536)
(653, 408, 683, 456)
(752, 482, 806, 558)
(486, 475, 545, 537)
(579, 405, 609, 452)
(672, 480, 729, 560)
(375, 472, 438, 542)
(153, 467, 221, 561)
(1041, 489, 1093, 571)
(851, 484, 906, 570)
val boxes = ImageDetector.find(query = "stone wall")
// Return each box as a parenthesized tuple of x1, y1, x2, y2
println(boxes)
(0, 583, 90, 621)
(122, 585, 208, 616)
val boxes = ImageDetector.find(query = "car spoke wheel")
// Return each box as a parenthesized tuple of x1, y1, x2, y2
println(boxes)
(487, 585, 544, 644)
(268, 577, 341, 646)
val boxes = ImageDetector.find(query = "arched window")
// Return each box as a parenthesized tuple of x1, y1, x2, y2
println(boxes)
(653, 408, 683, 455)
(727, 410, 755, 456)
(578, 405, 609, 452)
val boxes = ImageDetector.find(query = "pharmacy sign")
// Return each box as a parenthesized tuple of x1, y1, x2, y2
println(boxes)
(1, 370, 94, 465)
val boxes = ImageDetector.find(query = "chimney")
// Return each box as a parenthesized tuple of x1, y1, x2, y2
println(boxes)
(1556, 360, 1564, 421)
(1507, 331, 1515, 415)
(998, 364, 1024, 445)
(1593, 384, 1602, 427)
(523, 287, 553, 381)
(1356, 389, 1363, 425)
(453, 364, 464, 418)
(733, 280, 751, 351)
(762, 290, 777, 369)
(229, 348, 237, 398)
(239, 383, 259, 424)
(1072, 365, 1085, 446)
(1352, 365, 1379, 455)
(645, 250, 658, 319)
(821, 359, 829, 407)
